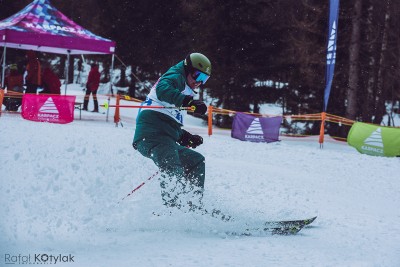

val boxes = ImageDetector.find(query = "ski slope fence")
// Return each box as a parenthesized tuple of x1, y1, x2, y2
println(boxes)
(110, 94, 356, 146)
(3, 91, 394, 148)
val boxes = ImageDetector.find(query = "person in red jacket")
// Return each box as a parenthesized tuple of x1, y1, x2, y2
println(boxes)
(25, 50, 41, 94)
(40, 66, 61, 95)
(83, 63, 100, 112)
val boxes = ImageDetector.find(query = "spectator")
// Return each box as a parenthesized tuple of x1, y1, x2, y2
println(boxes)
(4, 64, 24, 111)
(5, 64, 24, 92)
(40, 65, 61, 95)
(83, 63, 100, 112)
(25, 50, 41, 94)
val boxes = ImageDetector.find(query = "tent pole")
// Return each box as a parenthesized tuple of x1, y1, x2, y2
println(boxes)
(1, 46, 6, 88)
(106, 53, 115, 122)
(64, 51, 70, 95)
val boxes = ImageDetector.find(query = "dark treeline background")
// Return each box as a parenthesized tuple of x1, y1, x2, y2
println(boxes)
(1, 0, 399, 132)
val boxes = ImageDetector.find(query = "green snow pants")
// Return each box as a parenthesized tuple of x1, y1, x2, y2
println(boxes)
(134, 138, 205, 209)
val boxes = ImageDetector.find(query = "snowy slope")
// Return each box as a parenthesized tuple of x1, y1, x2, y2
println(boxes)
(1, 88, 400, 267)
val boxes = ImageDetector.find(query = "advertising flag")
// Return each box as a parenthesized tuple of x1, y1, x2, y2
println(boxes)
(323, 0, 340, 111)
(231, 113, 282, 143)
(347, 122, 400, 157)
(22, 94, 76, 124)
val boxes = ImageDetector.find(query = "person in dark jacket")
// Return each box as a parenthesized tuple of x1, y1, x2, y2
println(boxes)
(4, 64, 24, 111)
(133, 53, 213, 213)
(40, 65, 61, 95)
(5, 64, 24, 92)
(83, 64, 100, 112)
(25, 50, 41, 94)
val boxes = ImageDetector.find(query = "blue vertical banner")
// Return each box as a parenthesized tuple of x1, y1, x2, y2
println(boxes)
(323, 0, 340, 112)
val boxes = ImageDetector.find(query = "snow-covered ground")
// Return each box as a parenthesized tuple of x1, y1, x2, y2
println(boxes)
(1, 85, 400, 267)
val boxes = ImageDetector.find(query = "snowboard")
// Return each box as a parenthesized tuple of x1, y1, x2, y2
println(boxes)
(226, 216, 317, 236)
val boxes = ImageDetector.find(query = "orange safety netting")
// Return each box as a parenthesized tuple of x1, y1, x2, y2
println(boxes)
(1, 91, 357, 144)
(200, 105, 356, 143)
(109, 94, 358, 143)
(0, 89, 4, 113)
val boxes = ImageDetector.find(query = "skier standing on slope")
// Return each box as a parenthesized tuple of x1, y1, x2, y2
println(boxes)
(132, 53, 211, 213)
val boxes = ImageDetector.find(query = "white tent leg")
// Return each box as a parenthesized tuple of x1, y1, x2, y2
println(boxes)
(1, 46, 6, 88)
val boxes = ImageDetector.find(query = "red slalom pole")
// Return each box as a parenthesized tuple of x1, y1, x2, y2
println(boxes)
(117, 171, 159, 204)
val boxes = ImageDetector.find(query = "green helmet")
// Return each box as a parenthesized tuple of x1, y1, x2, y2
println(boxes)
(184, 53, 211, 76)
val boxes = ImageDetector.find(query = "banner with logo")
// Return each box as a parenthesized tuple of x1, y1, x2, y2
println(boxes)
(347, 122, 400, 157)
(323, 0, 340, 112)
(231, 113, 282, 143)
(21, 94, 76, 124)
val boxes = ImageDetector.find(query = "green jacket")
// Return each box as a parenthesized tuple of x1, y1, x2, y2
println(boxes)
(133, 61, 189, 143)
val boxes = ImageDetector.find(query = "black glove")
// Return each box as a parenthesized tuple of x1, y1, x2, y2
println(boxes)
(182, 96, 207, 115)
(178, 130, 203, 149)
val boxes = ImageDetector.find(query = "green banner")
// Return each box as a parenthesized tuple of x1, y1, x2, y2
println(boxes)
(347, 122, 400, 157)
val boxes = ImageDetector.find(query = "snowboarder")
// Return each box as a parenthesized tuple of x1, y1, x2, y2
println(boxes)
(132, 53, 210, 212)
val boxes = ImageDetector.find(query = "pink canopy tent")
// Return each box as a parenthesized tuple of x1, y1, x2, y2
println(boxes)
(0, 0, 116, 93)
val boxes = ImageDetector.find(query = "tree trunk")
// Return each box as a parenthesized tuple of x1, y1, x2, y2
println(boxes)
(345, 0, 362, 120)
(253, 98, 260, 114)
(128, 66, 136, 98)
(118, 66, 127, 87)
(68, 56, 74, 84)
(198, 87, 204, 101)
(373, 0, 391, 124)
(100, 62, 110, 84)
(361, 1, 378, 123)
(60, 56, 66, 83)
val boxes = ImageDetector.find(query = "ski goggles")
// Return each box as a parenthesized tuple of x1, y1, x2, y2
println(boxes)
(193, 70, 210, 85)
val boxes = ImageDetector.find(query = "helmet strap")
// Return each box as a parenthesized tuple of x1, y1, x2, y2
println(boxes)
(185, 54, 192, 68)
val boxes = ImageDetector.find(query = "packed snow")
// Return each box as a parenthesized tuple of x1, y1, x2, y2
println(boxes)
(1, 85, 400, 267)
